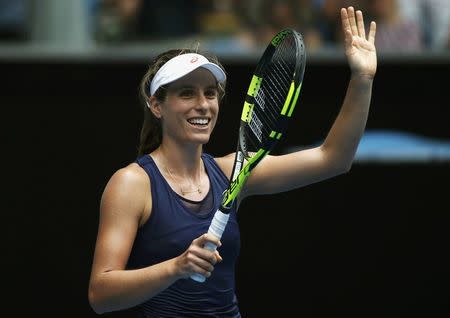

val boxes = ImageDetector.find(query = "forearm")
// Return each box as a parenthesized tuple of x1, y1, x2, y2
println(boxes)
(89, 258, 179, 314)
(322, 74, 373, 170)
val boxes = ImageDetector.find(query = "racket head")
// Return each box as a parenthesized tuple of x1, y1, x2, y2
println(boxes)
(221, 29, 306, 209)
(239, 29, 306, 159)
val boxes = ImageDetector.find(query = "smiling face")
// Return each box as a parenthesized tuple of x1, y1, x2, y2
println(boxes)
(151, 67, 220, 147)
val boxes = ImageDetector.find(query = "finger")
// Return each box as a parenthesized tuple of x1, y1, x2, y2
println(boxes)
(356, 10, 365, 38)
(347, 7, 358, 36)
(215, 251, 223, 263)
(191, 245, 220, 265)
(188, 252, 216, 272)
(191, 263, 212, 278)
(196, 233, 222, 248)
(193, 233, 211, 246)
(344, 29, 353, 47)
(340, 8, 351, 35)
(368, 21, 377, 44)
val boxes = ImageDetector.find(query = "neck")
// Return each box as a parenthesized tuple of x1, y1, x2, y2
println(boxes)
(152, 141, 206, 197)
(156, 140, 203, 178)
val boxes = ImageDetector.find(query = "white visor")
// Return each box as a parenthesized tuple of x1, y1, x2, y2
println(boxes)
(149, 53, 226, 96)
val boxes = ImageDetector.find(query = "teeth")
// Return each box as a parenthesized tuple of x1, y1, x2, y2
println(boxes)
(188, 118, 208, 125)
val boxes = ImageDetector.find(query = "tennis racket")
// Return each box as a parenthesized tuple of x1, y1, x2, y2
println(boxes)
(191, 28, 306, 282)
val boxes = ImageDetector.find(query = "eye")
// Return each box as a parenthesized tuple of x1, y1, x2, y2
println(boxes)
(179, 89, 195, 98)
(205, 88, 218, 99)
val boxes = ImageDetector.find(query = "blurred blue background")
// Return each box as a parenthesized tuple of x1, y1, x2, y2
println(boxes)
(1, 0, 450, 59)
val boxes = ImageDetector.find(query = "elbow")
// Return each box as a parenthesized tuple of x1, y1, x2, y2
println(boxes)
(320, 146, 355, 176)
(88, 284, 107, 314)
(332, 152, 356, 175)
(338, 160, 354, 175)
(341, 161, 353, 174)
(330, 160, 353, 177)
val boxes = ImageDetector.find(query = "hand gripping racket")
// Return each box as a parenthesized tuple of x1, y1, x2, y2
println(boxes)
(191, 29, 306, 282)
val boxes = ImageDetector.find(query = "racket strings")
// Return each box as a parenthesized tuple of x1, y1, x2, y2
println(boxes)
(246, 84, 294, 146)
(247, 36, 297, 144)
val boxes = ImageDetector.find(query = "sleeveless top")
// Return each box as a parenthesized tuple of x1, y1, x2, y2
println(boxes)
(127, 153, 241, 317)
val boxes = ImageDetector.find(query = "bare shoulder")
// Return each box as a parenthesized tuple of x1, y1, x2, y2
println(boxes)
(101, 163, 151, 224)
(106, 163, 149, 192)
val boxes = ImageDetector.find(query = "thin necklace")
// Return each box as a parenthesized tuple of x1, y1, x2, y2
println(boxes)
(164, 165, 202, 196)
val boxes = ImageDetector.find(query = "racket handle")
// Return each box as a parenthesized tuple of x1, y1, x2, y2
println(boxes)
(190, 209, 230, 283)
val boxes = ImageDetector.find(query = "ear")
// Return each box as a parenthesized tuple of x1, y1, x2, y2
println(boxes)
(148, 96, 162, 119)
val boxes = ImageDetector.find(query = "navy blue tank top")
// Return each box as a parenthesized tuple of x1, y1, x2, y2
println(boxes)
(127, 153, 241, 317)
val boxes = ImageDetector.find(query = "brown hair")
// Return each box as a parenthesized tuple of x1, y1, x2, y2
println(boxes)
(137, 48, 227, 157)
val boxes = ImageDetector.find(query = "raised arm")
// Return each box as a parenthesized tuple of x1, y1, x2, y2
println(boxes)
(238, 7, 377, 197)
(318, 7, 377, 170)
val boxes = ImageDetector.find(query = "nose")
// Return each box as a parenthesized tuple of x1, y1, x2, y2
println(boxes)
(196, 92, 209, 110)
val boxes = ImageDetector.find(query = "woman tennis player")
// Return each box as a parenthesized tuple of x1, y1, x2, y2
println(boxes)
(88, 7, 377, 317)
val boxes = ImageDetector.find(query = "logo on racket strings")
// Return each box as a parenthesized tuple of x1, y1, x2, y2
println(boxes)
(271, 30, 290, 47)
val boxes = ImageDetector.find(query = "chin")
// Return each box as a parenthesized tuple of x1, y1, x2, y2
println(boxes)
(197, 136, 211, 145)
(184, 133, 211, 146)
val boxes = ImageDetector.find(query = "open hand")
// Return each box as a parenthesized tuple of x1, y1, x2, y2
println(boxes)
(341, 7, 377, 78)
